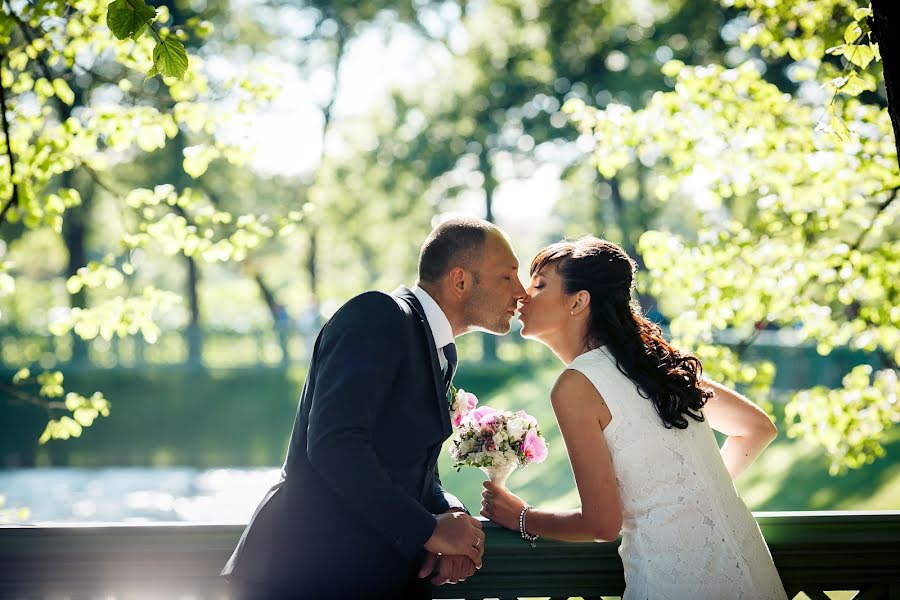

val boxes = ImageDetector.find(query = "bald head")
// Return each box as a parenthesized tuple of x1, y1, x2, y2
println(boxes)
(417, 218, 503, 284)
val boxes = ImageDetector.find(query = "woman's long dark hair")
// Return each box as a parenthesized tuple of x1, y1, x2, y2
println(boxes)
(531, 237, 712, 429)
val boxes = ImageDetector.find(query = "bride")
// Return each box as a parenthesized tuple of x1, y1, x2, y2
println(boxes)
(480, 236, 788, 600)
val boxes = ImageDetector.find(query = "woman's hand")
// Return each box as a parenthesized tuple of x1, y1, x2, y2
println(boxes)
(480, 481, 528, 531)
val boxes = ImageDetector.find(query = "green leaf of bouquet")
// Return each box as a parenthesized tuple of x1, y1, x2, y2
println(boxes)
(152, 35, 189, 79)
(106, 0, 157, 41)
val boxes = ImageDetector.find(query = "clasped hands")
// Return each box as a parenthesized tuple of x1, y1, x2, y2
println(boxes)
(419, 509, 484, 585)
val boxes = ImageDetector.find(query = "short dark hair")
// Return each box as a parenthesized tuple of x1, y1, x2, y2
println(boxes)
(418, 218, 499, 283)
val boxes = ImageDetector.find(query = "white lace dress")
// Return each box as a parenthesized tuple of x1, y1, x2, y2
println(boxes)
(568, 347, 788, 600)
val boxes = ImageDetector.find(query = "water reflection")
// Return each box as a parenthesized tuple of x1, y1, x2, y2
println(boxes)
(0, 467, 281, 524)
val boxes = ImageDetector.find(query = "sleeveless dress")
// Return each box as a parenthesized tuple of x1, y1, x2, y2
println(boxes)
(567, 347, 788, 600)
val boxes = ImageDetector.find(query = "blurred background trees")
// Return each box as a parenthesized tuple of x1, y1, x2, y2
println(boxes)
(1, 0, 897, 510)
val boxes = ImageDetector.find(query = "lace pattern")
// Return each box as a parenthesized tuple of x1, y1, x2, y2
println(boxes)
(568, 348, 787, 600)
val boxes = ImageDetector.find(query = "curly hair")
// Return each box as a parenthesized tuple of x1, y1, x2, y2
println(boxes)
(530, 237, 712, 429)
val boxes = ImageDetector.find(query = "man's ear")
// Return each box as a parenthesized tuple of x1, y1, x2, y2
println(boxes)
(449, 267, 467, 297)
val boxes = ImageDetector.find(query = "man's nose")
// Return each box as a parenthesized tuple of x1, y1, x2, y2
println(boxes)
(513, 279, 527, 299)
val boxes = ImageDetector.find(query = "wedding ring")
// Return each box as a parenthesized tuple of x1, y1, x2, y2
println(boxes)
(473, 538, 481, 548)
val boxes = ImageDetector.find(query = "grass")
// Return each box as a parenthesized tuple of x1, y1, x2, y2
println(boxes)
(441, 363, 900, 513)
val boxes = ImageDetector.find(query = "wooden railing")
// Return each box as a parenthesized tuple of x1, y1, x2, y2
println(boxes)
(1, 511, 898, 599)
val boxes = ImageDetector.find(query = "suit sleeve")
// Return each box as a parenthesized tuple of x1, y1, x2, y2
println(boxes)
(428, 462, 468, 514)
(305, 293, 437, 560)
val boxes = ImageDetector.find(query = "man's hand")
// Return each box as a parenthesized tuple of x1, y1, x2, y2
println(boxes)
(424, 511, 484, 567)
(416, 552, 478, 585)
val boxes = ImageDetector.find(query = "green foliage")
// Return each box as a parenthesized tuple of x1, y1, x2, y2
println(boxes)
(1, 366, 302, 467)
(106, 0, 157, 42)
(48, 286, 182, 344)
(6, 368, 110, 445)
(786, 365, 898, 474)
(0, 0, 278, 441)
(149, 33, 189, 79)
(565, 1, 898, 471)
(105, 0, 190, 78)
(725, 0, 881, 132)
(2, 0, 896, 481)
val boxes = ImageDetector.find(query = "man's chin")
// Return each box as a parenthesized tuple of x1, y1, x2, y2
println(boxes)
(473, 321, 512, 335)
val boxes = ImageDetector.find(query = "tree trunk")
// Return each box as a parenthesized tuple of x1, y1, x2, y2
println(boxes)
(298, 22, 348, 337)
(254, 274, 290, 367)
(50, 74, 91, 366)
(871, 0, 900, 170)
(61, 173, 91, 367)
(183, 249, 202, 366)
(306, 222, 321, 332)
(479, 149, 498, 362)
(171, 131, 203, 367)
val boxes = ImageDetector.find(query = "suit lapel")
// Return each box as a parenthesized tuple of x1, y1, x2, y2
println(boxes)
(393, 286, 452, 439)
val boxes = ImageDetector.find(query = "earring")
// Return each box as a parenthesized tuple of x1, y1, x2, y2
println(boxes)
(570, 310, 575, 315)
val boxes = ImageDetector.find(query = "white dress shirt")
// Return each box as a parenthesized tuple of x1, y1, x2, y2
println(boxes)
(411, 285, 454, 371)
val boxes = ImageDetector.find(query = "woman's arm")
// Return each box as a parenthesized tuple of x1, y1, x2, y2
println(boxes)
(701, 378, 778, 479)
(481, 369, 623, 543)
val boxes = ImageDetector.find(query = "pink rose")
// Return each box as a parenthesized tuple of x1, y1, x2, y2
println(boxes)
(522, 429, 548, 464)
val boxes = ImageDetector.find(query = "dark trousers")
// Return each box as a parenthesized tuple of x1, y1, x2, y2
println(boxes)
(227, 576, 430, 600)
(227, 579, 290, 600)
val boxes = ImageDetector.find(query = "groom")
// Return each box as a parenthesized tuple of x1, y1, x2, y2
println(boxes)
(222, 218, 527, 599)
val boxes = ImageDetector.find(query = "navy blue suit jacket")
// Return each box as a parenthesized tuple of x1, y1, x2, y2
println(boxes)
(222, 287, 465, 598)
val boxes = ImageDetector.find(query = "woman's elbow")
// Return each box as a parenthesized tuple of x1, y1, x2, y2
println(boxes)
(589, 516, 622, 542)
(757, 417, 778, 444)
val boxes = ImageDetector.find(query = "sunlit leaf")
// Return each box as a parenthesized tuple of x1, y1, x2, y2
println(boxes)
(152, 35, 189, 79)
(106, 0, 157, 41)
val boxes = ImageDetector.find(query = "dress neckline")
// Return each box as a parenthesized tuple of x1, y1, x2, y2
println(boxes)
(567, 345, 608, 367)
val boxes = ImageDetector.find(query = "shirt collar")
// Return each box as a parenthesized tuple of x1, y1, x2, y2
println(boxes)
(411, 285, 454, 353)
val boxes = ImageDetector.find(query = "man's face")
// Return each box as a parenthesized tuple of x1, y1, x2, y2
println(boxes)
(463, 233, 527, 334)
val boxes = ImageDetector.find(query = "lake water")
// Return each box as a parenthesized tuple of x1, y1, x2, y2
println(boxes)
(0, 467, 283, 524)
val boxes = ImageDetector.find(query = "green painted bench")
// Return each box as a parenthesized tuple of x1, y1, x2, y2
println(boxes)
(2, 511, 898, 599)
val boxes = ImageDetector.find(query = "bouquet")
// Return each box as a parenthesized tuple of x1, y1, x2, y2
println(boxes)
(448, 388, 548, 486)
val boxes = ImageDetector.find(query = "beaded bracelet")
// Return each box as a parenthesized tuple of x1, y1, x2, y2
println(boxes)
(519, 505, 539, 547)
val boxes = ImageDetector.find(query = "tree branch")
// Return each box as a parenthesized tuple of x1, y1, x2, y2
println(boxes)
(849, 187, 898, 251)
(0, 382, 66, 411)
(0, 50, 19, 229)
(81, 163, 121, 197)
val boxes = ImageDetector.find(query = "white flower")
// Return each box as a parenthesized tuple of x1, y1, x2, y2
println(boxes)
(506, 417, 526, 441)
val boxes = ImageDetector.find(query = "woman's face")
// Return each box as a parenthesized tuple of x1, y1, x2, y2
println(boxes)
(518, 263, 575, 340)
